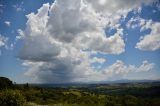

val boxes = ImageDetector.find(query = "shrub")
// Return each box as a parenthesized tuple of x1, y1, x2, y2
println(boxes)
(0, 90, 26, 106)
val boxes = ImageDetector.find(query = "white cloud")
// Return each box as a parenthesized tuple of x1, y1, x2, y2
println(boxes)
(18, 0, 156, 83)
(23, 58, 155, 83)
(16, 29, 25, 40)
(87, 32, 125, 54)
(126, 16, 160, 51)
(0, 34, 8, 55)
(136, 60, 155, 72)
(86, 0, 153, 13)
(90, 57, 106, 64)
(85, 0, 154, 27)
(4, 21, 11, 27)
(103, 60, 154, 80)
(135, 20, 160, 51)
(0, 34, 8, 48)
(127, 17, 142, 29)
(13, 2, 25, 12)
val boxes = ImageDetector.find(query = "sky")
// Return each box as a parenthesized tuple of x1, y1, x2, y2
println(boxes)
(0, 0, 160, 83)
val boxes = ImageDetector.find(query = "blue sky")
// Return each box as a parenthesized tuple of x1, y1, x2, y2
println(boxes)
(0, 0, 160, 83)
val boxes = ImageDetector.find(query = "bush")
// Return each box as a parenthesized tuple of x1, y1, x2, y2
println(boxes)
(0, 90, 26, 106)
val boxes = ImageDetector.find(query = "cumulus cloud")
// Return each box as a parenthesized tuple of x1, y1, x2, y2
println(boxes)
(24, 59, 154, 83)
(86, 0, 153, 13)
(126, 17, 144, 29)
(16, 29, 25, 41)
(136, 60, 155, 72)
(135, 19, 160, 51)
(126, 16, 160, 51)
(18, 0, 156, 83)
(90, 57, 106, 64)
(4, 21, 11, 27)
(85, 0, 155, 27)
(103, 60, 154, 80)
(0, 34, 8, 48)
(18, 3, 61, 61)
(0, 34, 8, 55)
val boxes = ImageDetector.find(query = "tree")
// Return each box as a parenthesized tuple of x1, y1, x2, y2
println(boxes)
(0, 77, 13, 89)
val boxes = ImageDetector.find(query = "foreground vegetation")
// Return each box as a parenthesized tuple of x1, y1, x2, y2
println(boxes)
(0, 77, 160, 106)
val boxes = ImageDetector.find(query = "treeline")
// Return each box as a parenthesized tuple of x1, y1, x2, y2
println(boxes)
(0, 77, 160, 106)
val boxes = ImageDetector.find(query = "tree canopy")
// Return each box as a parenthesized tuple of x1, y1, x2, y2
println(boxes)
(0, 77, 13, 89)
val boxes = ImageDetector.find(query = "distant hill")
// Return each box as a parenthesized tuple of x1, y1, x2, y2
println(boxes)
(99, 79, 160, 84)
(29, 79, 160, 88)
